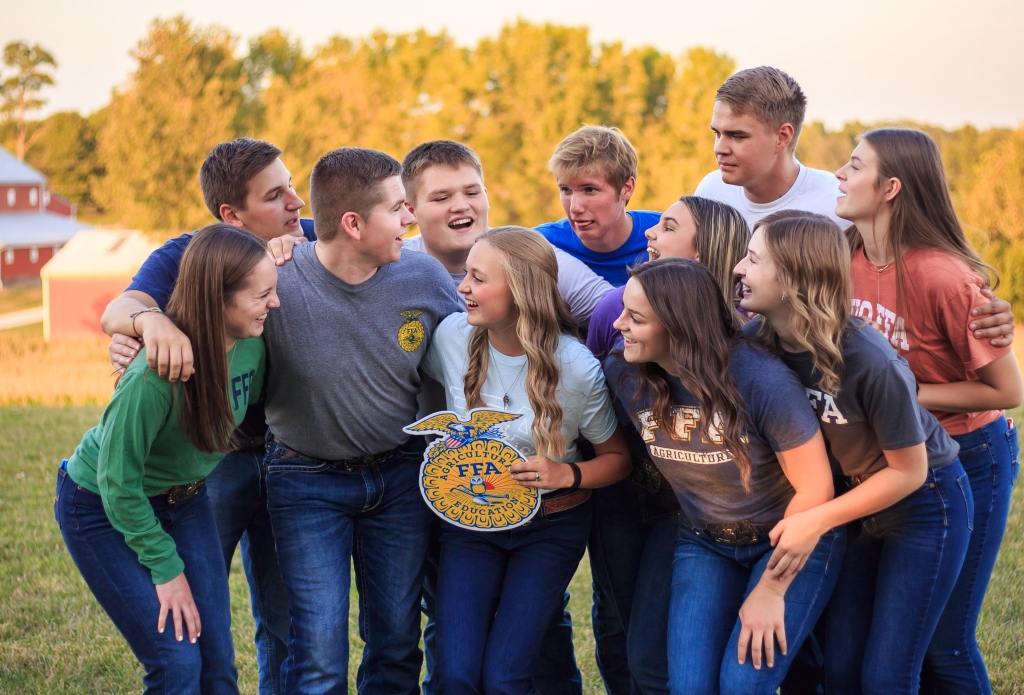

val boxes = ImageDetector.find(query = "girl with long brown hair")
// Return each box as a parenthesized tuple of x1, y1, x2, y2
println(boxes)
(420, 226, 630, 695)
(56, 224, 278, 694)
(837, 128, 1022, 695)
(736, 213, 972, 695)
(604, 257, 843, 694)
(583, 195, 750, 695)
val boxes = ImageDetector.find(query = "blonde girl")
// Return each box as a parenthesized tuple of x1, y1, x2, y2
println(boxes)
(421, 226, 630, 695)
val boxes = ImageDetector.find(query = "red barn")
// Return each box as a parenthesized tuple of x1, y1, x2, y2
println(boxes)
(0, 145, 91, 289)
(41, 229, 158, 340)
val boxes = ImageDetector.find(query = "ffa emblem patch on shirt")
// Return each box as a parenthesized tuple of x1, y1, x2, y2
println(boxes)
(398, 310, 426, 352)
(404, 408, 540, 530)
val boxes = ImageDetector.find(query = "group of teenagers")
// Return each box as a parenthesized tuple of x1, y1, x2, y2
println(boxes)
(53, 66, 1022, 695)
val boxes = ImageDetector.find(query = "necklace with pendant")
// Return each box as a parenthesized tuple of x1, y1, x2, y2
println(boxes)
(873, 257, 894, 309)
(495, 360, 527, 410)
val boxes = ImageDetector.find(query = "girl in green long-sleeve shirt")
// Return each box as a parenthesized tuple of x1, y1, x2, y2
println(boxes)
(56, 224, 279, 695)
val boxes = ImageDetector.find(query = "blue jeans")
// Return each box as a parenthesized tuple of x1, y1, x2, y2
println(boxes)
(422, 520, 582, 695)
(667, 522, 845, 695)
(433, 498, 593, 695)
(922, 417, 1019, 695)
(589, 479, 679, 695)
(265, 437, 431, 695)
(55, 464, 238, 695)
(207, 449, 290, 695)
(821, 460, 973, 695)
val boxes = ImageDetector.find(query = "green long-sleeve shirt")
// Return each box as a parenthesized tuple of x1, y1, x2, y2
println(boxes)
(67, 338, 265, 584)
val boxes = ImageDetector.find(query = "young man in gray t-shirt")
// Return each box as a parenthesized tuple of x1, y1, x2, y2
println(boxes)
(262, 147, 460, 693)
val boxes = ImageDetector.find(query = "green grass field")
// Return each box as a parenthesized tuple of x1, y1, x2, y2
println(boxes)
(1, 406, 1021, 693)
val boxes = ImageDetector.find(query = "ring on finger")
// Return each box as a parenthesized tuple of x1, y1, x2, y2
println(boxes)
(535, 472, 541, 481)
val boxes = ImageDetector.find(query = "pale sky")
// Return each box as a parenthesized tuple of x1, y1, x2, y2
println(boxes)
(4, 0, 1023, 130)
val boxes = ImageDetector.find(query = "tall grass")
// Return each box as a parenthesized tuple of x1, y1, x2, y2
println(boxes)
(0, 325, 115, 406)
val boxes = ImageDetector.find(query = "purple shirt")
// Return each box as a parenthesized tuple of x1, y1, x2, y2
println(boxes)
(586, 286, 626, 362)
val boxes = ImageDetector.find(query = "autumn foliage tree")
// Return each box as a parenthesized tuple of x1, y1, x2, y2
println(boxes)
(6, 17, 1023, 317)
(0, 41, 57, 161)
(93, 17, 245, 232)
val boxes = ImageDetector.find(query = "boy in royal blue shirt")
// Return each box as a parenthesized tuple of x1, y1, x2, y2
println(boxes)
(99, 138, 311, 695)
(536, 126, 660, 287)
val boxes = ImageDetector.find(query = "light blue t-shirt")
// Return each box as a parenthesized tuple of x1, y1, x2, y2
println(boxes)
(536, 210, 662, 286)
(422, 313, 618, 473)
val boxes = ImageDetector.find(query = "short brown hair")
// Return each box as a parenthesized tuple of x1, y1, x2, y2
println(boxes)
(548, 126, 638, 193)
(402, 140, 484, 202)
(716, 67, 807, 150)
(200, 138, 283, 220)
(310, 147, 403, 242)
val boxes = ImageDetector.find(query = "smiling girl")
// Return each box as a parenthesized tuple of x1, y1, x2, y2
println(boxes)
(604, 258, 844, 695)
(421, 226, 630, 695)
(735, 213, 972, 695)
(836, 129, 1022, 695)
(587, 195, 750, 363)
(56, 224, 278, 694)
(583, 195, 749, 694)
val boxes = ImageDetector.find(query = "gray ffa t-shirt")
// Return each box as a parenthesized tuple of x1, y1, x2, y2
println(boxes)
(401, 234, 612, 327)
(263, 242, 461, 460)
(422, 313, 617, 492)
(743, 318, 960, 477)
(604, 341, 820, 527)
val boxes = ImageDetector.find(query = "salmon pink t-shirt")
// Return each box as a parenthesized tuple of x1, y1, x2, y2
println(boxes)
(849, 246, 1008, 436)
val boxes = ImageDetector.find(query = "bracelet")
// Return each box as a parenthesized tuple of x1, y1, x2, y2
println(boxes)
(566, 460, 582, 492)
(128, 307, 163, 338)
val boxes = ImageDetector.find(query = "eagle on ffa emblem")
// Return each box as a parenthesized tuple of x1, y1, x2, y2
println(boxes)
(404, 408, 540, 530)
(398, 310, 426, 352)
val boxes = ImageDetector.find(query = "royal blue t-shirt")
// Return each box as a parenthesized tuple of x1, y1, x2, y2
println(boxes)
(125, 218, 316, 310)
(123, 218, 315, 450)
(536, 210, 661, 287)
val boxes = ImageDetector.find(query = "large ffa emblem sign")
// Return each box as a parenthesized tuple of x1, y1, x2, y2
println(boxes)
(404, 408, 539, 530)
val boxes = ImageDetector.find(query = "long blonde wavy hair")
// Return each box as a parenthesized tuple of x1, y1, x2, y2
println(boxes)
(754, 213, 851, 396)
(463, 226, 579, 459)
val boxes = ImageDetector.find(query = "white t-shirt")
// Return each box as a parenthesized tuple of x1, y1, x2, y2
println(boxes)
(694, 162, 846, 230)
(422, 313, 618, 480)
(402, 234, 612, 327)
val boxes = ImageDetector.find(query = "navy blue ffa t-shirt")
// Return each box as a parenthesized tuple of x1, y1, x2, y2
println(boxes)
(604, 340, 820, 527)
(536, 210, 661, 286)
(124, 218, 316, 449)
(125, 218, 316, 310)
(742, 317, 959, 478)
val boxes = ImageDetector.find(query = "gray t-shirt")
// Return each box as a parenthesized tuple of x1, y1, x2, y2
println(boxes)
(605, 340, 820, 527)
(264, 241, 461, 460)
(422, 312, 618, 477)
(401, 234, 612, 327)
(744, 318, 960, 477)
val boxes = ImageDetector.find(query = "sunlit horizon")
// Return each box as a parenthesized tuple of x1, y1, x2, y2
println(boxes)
(4, 0, 1023, 131)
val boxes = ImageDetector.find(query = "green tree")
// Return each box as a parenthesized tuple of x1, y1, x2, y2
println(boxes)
(0, 41, 57, 161)
(18, 110, 105, 214)
(93, 17, 244, 233)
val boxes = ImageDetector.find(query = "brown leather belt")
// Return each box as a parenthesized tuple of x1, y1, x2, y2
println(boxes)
(541, 488, 592, 516)
(164, 479, 206, 505)
(273, 436, 399, 472)
(689, 519, 777, 545)
(847, 472, 877, 487)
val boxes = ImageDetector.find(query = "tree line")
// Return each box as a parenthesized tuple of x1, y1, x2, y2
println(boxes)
(3, 17, 1022, 315)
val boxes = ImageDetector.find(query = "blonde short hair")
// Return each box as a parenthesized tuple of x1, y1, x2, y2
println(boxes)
(548, 126, 638, 192)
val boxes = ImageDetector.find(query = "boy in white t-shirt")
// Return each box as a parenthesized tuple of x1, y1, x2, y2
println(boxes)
(695, 66, 1014, 348)
(694, 66, 844, 228)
